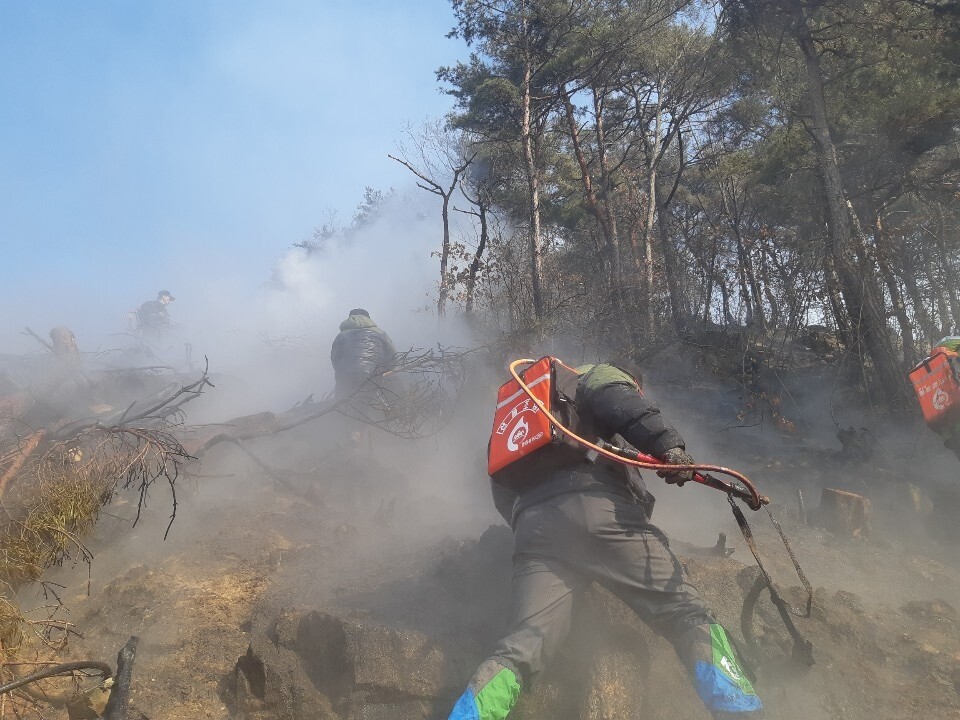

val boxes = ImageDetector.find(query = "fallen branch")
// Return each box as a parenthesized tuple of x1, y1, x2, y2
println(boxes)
(21, 328, 54, 355)
(182, 345, 469, 456)
(51, 360, 213, 442)
(0, 660, 112, 695)
(0, 431, 45, 503)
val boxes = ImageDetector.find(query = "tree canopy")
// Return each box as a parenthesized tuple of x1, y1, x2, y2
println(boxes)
(397, 0, 959, 407)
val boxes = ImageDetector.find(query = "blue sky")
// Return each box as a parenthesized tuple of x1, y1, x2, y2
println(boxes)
(0, 1, 465, 347)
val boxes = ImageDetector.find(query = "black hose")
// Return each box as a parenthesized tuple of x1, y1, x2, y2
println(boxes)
(0, 660, 112, 695)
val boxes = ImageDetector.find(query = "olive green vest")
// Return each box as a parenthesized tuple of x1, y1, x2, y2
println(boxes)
(575, 364, 639, 393)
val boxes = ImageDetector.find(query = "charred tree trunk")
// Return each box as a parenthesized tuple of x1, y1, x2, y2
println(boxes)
(719, 280, 734, 326)
(464, 201, 489, 319)
(791, 7, 904, 402)
(758, 240, 781, 328)
(732, 229, 756, 327)
(935, 218, 960, 334)
(593, 88, 626, 325)
(629, 203, 645, 280)
(438, 193, 453, 316)
(720, 182, 766, 330)
(703, 234, 719, 325)
(656, 210, 688, 335)
(897, 235, 937, 349)
(703, 269, 714, 326)
(925, 246, 952, 337)
(824, 253, 854, 352)
(874, 214, 915, 367)
(627, 184, 648, 313)
(561, 85, 624, 328)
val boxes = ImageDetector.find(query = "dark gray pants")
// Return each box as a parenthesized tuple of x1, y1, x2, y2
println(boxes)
(458, 489, 763, 718)
(493, 489, 715, 685)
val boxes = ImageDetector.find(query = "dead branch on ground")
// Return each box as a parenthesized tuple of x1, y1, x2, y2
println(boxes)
(0, 366, 209, 684)
(181, 346, 469, 458)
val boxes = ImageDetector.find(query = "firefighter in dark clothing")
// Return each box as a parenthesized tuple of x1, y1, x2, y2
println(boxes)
(448, 362, 763, 720)
(330, 308, 397, 399)
(136, 290, 175, 335)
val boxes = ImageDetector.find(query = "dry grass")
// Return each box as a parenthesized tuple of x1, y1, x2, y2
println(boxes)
(0, 426, 190, 663)
(0, 369, 208, 713)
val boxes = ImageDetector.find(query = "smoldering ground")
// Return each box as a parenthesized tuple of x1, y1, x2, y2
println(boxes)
(17, 191, 482, 538)
(0, 188, 499, 716)
(31, 331, 960, 720)
(641, 347, 960, 611)
(7, 195, 960, 719)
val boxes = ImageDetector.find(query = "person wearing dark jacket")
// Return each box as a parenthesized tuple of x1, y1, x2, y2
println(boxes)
(448, 362, 763, 720)
(136, 290, 175, 335)
(330, 309, 397, 399)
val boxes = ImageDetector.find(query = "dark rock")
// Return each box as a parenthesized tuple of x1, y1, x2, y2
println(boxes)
(236, 645, 267, 702)
(244, 549, 797, 719)
(832, 426, 872, 464)
(268, 607, 301, 650)
(297, 611, 447, 702)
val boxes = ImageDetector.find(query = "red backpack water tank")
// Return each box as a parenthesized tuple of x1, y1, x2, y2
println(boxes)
(910, 347, 960, 428)
(488, 357, 557, 476)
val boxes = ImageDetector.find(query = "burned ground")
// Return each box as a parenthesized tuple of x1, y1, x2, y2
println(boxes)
(50, 444, 960, 720)
(3, 346, 960, 719)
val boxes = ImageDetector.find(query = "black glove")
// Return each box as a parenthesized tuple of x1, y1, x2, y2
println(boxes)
(658, 447, 695, 486)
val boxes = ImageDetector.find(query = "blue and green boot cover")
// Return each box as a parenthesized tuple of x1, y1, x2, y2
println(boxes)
(448, 659, 521, 720)
(694, 624, 763, 714)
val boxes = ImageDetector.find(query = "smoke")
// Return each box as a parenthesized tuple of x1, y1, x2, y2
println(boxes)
(635, 346, 960, 617)
(25, 183, 503, 670)
(163, 190, 460, 419)
(8, 179, 501, 613)
(9, 187, 960, 720)
(1, 187, 483, 421)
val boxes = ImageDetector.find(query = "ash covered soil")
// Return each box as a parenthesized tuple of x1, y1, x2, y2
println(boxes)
(36, 369, 960, 720)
